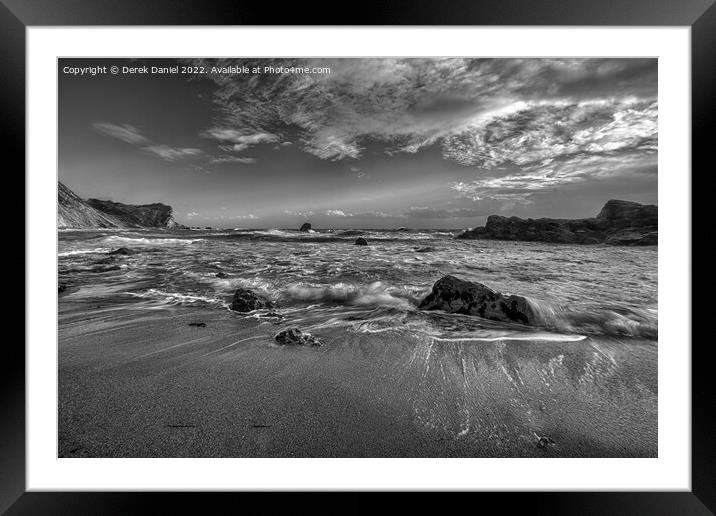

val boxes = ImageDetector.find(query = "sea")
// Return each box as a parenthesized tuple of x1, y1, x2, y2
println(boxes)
(58, 228, 658, 456)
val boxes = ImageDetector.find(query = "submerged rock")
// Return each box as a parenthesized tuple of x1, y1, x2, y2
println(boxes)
(108, 247, 137, 255)
(274, 328, 322, 347)
(415, 246, 435, 253)
(418, 275, 536, 325)
(188, 322, 206, 327)
(355, 237, 368, 246)
(58, 283, 67, 293)
(215, 272, 229, 279)
(299, 223, 312, 232)
(229, 288, 275, 312)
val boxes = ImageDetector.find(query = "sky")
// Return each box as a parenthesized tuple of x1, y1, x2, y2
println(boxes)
(59, 58, 657, 229)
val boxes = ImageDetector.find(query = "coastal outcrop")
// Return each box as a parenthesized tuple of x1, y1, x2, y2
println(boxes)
(355, 237, 368, 246)
(274, 328, 322, 346)
(456, 199, 657, 246)
(229, 288, 275, 312)
(418, 275, 536, 325)
(86, 199, 184, 229)
(299, 223, 312, 232)
(58, 181, 186, 230)
(58, 181, 125, 229)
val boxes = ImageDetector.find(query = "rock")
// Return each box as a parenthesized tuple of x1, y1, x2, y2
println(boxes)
(534, 433, 556, 449)
(418, 275, 536, 325)
(605, 229, 658, 246)
(258, 311, 283, 319)
(86, 197, 186, 229)
(204, 226, 213, 230)
(188, 322, 206, 327)
(58, 181, 126, 229)
(229, 288, 275, 312)
(58, 284, 67, 293)
(215, 272, 229, 278)
(397, 227, 409, 231)
(299, 223, 312, 232)
(415, 246, 435, 253)
(355, 237, 368, 246)
(456, 199, 657, 246)
(108, 247, 137, 255)
(274, 328, 322, 346)
(597, 199, 658, 223)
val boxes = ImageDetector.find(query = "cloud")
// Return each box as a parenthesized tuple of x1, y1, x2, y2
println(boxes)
(403, 206, 499, 219)
(325, 209, 349, 217)
(209, 155, 257, 164)
(202, 129, 280, 154)
(188, 58, 656, 167)
(142, 145, 202, 161)
(94, 121, 203, 163)
(92, 122, 149, 144)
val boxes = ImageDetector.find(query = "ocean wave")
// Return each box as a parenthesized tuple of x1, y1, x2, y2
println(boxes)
(129, 289, 225, 307)
(281, 281, 426, 310)
(527, 298, 657, 339)
(58, 248, 111, 257)
(101, 235, 203, 246)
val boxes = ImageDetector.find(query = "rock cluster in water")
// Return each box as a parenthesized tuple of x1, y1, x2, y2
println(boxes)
(418, 275, 536, 325)
(456, 199, 657, 246)
(299, 223, 312, 232)
(229, 288, 275, 312)
(355, 237, 368, 246)
(274, 328, 322, 346)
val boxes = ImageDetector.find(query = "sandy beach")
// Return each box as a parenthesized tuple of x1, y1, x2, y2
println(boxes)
(59, 302, 657, 458)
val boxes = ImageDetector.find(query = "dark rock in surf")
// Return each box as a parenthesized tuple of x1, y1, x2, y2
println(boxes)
(418, 275, 536, 325)
(188, 322, 206, 327)
(456, 199, 657, 246)
(355, 237, 368, 246)
(229, 288, 275, 312)
(274, 328, 322, 347)
(299, 223, 312, 232)
(415, 246, 435, 253)
(108, 247, 137, 255)
(58, 283, 67, 293)
(258, 311, 283, 319)
(215, 272, 229, 278)
(534, 433, 556, 449)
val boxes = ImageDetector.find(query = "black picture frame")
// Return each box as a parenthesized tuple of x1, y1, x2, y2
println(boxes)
(4, 0, 712, 512)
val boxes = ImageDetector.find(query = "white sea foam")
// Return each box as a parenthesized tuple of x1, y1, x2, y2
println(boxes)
(129, 289, 224, 307)
(58, 248, 110, 257)
(102, 236, 203, 246)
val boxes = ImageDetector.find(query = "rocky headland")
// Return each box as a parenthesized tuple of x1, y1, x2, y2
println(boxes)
(456, 199, 657, 246)
(58, 181, 186, 230)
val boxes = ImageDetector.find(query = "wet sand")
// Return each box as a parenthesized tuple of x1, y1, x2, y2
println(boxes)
(58, 304, 657, 458)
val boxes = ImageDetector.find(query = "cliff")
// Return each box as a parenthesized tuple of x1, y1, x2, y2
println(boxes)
(58, 182, 185, 229)
(86, 199, 184, 229)
(58, 182, 125, 229)
(456, 200, 657, 246)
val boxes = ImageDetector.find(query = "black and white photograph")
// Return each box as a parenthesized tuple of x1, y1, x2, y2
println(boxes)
(57, 57, 658, 459)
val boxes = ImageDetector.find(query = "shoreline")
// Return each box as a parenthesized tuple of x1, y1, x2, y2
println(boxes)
(59, 305, 657, 458)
